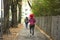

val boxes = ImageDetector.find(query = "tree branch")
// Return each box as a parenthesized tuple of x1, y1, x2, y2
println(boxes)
(27, 0, 32, 9)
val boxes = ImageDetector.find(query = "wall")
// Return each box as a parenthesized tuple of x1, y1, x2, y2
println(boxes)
(36, 16, 60, 40)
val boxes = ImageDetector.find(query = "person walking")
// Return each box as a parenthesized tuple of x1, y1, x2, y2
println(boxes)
(25, 17, 29, 29)
(29, 14, 36, 36)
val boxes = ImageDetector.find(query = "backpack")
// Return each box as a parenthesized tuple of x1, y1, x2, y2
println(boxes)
(25, 18, 28, 23)
(29, 18, 35, 25)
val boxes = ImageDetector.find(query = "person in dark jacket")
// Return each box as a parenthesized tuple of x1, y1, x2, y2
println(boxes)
(25, 17, 29, 29)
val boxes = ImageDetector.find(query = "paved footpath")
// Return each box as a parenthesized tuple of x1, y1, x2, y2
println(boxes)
(15, 26, 49, 40)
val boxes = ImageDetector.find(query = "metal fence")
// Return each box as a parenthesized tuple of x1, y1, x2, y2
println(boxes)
(36, 16, 60, 40)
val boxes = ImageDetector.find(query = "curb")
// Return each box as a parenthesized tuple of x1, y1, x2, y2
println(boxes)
(35, 25, 53, 40)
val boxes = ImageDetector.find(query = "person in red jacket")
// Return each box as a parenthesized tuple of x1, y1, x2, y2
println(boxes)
(29, 14, 36, 36)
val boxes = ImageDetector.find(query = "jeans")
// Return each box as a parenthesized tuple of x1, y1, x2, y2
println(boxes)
(25, 23, 28, 28)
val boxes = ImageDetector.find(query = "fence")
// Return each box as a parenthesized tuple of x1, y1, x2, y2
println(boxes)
(36, 16, 60, 40)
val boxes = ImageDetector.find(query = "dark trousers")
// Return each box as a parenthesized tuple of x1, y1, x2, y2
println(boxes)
(30, 25, 35, 35)
(25, 23, 28, 28)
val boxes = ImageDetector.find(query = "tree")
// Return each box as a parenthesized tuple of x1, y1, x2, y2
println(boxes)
(18, 0, 22, 23)
(11, 0, 17, 27)
(32, 0, 60, 17)
(3, 0, 10, 33)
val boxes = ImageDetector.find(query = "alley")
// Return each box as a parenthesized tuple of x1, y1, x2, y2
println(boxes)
(15, 25, 49, 40)
(1, 0, 60, 40)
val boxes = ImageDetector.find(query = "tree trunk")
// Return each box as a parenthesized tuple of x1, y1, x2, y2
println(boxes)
(18, 4, 21, 23)
(11, 1, 17, 27)
(18, 0, 22, 23)
(4, 0, 9, 33)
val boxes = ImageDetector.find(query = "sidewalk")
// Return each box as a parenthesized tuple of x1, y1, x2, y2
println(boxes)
(3, 24, 23, 40)
(15, 25, 49, 40)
